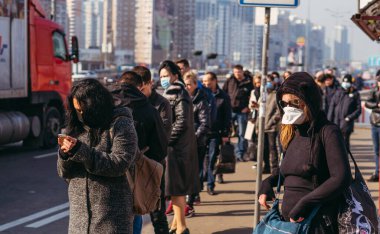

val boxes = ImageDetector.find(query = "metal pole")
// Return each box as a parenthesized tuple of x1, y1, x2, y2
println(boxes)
(358, 0, 361, 12)
(253, 6, 270, 228)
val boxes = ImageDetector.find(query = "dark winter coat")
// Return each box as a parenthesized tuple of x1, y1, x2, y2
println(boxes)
(365, 87, 380, 127)
(222, 75, 253, 113)
(323, 81, 340, 114)
(210, 86, 231, 138)
(260, 72, 352, 233)
(164, 81, 200, 196)
(191, 88, 210, 146)
(327, 88, 361, 134)
(149, 89, 173, 139)
(57, 107, 137, 234)
(110, 84, 167, 162)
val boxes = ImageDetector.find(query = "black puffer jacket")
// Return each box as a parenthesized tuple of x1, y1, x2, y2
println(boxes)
(365, 87, 380, 126)
(327, 88, 361, 134)
(149, 89, 173, 139)
(222, 75, 253, 113)
(110, 84, 168, 162)
(191, 88, 210, 146)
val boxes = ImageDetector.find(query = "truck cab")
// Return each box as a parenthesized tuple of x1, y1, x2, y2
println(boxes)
(0, 0, 78, 148)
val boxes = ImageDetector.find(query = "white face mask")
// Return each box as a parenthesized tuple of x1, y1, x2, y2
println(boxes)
(282, 106, 306, 125)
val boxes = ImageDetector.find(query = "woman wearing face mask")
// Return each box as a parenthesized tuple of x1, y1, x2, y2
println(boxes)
(159, 60, 199, 234)
(57, 79, 138, 234)
(258, 72, 351, 233)
(327, 74, 361, 151)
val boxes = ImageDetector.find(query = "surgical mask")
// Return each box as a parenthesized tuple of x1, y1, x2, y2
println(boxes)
(160, 77, 171, 90)
(341, 82, 351, 90)
(266, 82, 274, 90)
(282, 106, 305, 125)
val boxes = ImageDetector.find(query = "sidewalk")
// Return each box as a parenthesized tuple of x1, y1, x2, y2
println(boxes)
(142, 127, 378, 234)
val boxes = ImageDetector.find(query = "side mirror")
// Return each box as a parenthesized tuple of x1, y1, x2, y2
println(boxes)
(71, 36, 79, 63)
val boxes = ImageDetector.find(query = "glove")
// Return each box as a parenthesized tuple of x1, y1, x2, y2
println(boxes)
(345, 117, 350, 122)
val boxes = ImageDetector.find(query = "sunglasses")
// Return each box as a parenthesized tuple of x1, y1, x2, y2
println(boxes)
(279, 99, 302, 109)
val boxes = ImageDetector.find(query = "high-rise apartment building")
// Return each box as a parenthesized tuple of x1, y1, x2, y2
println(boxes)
(67, 0, 85, 49)
(334, 25, 350, 69)
(102, 0, 135, 66)
(84, 0, 103, 49)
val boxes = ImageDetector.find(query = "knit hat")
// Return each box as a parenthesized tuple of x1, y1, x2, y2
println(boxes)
(276, 72, 322, 118)
(342, 74, 353, 83)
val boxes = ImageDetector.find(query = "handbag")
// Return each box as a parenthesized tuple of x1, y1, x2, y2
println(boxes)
(337, 151, 379, 234)
(253, 154, 320, 234)
(214, 141, 236, 174)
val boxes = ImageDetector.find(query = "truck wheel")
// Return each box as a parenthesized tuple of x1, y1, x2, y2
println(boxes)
(42, 107, 61, 148)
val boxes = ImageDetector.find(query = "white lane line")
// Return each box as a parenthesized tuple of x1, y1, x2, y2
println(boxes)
(33, 152, 56, 159)
(0, 202, 69, 231)
(25, 210, 69, 228)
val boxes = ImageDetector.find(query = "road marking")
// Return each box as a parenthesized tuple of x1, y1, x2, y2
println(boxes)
(0, 202, 69, 231)
(33, 152, 56, 159)
(26, 210, 69, 228)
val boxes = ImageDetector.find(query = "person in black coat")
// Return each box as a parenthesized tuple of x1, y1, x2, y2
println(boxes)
(202, 72, 232, 191)
(258, 72, 351, 233)
(323, 74, 340, 114)
(183, 71, 210, 211)
(159, 60, 199, 234)
(327, 74, 361, 151)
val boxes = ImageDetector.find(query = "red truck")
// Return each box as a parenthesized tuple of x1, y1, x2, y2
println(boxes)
(0, 0, 78, 148)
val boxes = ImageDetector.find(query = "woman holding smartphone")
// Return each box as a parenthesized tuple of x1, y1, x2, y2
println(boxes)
(57, 79, 137, 234)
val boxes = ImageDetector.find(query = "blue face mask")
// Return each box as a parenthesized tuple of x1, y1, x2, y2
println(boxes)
(160, 77, 171, 90)
(266, 82, 274, 90)
(341, 82, 351, 90)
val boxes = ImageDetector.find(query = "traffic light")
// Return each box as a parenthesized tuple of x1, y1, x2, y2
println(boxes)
(206, 53, 218, 59)
(193, 50, 202, 56)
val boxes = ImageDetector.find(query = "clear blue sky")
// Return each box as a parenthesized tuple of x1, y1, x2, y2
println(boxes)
(287, 0, 380, 63)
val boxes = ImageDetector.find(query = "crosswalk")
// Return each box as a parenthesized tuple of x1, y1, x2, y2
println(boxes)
(0, 202, 69, 231)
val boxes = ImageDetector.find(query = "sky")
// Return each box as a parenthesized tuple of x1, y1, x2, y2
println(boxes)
(286, 0, 380, 63)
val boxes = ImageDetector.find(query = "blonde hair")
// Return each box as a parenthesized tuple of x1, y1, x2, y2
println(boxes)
(280, 103, 312, 149)
(183, 71, 198, 85)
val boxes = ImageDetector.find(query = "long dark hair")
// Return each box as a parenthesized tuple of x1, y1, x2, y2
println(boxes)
(158, 60, 184, 83)
(66, 79, 114, 145)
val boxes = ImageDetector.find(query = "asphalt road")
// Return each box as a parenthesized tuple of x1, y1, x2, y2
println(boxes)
(0, 143, 69, 234)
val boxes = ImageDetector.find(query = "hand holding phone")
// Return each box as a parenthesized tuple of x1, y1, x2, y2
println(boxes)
(58, 134, 67, 145)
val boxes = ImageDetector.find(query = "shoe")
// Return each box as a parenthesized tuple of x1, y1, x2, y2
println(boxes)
(169, 229, 176, 234)
(185, 205, 195, 218)
(217, 174, 224, 184)
(207, 187, 216, 196)
(237, 157, 246, 162)
(193, 195, 201, 205)
(180, 228, 190, 234)
(165, 201, 174, 215)
(367, 174, 379, 182)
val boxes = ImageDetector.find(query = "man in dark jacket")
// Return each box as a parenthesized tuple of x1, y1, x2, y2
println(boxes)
(132, 66, 173, 229)
(223, 64, 253, 161)
(327, 74, 361, 151)
(323, 74, 340, 114)
(109, 71, 168, 234)
(203, 72, 231, 192)
(365, 72, 380, 182)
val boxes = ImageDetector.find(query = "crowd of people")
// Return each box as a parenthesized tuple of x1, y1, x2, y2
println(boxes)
(56, 58, 378, 234)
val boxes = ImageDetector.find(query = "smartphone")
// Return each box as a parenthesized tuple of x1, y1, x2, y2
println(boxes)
(58, 134, 68, 145)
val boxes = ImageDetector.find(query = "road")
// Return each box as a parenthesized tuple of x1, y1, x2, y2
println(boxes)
(0, 144, 68, 234)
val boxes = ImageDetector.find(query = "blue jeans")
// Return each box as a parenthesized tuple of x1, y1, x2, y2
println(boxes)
(232, 112, 248, 158)
(133, 215, 143, 234)
(371, 125, 380, 176)
(207, 137, 220, 189)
